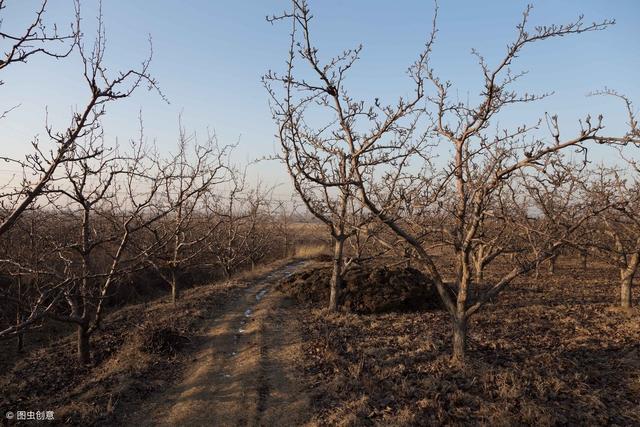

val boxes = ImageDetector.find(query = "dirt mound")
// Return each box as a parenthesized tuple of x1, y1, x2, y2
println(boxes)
(137, 325, 191, 355)
(278, 264, 442, 314)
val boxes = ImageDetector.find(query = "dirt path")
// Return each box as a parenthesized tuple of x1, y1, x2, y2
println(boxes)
(130, 262, 310, 427)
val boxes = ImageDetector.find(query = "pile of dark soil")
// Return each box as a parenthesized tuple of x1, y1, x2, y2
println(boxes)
(278, 263, 442, 314)
(137, 324, 191, 355)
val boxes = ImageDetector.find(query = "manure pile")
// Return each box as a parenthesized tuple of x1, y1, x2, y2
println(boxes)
(278, 263, 442, 314)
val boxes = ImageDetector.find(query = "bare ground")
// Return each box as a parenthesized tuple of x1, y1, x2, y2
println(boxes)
(296, 259, 640, 426)
(0, 259, 310, 426)
(120, 261, 310, 427)
(3, 256, 639, 426)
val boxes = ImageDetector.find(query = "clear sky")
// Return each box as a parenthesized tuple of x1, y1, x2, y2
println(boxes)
(1, 1, 639, 196)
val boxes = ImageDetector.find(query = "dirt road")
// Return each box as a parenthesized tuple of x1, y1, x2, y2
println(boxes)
(130, 262, 310, 427)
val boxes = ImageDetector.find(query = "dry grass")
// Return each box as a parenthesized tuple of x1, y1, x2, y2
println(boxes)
(294, 257, 640, 426)
(294, 243, 330, 259)
(2, 250, 637, 425)
(0, 256, 305, 425)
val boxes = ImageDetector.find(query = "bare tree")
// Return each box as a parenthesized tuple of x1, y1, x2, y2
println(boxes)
(208, 175, 276, 279)
(586, 165, 640, 308)
(274, 198, 301, 259)
(39, 129, 169, 363)
(0, 0, 162, 237)
(267, 1, 637, 363)
(47, 133, 124, 363)
(0, 0, 77, 80)
(0, 123, 175, 364)
(0, 207, 51, 350)
(144, 121, 232, 304)
(263, 0, 421, 311)
(244, 185, 279, 270)
(358, 6, 638, 363)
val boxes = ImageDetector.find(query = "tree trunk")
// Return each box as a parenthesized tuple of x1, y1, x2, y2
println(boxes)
(171, 269, 179, 304)
(16, 276, 23, 352)
(16, 306, 24, 353)
(328, 237, 345, 312)
(620, 254, 639, 309)
(452, 248, 472, 364)
(580, 250, 588, 269)
(473, 257, 484, 284)
(16, 311, 24, 353)
(474, 270, 483, 286)
(222, 264, 232, 280)
(620, 274, 633, 309)
(548, 254, 557, 275)
(620, 265, 635, 309)
(284, 232, 289, 258)
(77, 323, 91, 364)
(452, 316, 467, 364)
(17, 329, 24, 353)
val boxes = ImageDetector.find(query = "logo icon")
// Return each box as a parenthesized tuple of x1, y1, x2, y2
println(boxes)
(6, 411, 15, 420)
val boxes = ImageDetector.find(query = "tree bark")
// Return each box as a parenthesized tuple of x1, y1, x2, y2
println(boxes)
(16, 311, 24, 353)
(474, 270, 483, 286)
(17, 329, 24, 352)
(620, 274, 633, 309)
(452, 316, 467, 364)
(284, 232, 289, 258)
(579, 250, 587, 269)
(548, 254, 557, 274)
(77, 323, 91, 364)
(452, 248, 472, 364)
(222, 264, 232, 280)
(16, 276, 23, 352)
(473, 258, 484, 284)
(620, 254, 639, 309)
(328, 237, 345, 312)
(171, 269, 179, 304)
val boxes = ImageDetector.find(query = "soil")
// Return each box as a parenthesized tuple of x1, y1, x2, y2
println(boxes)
(278, 262, 442, 314)
(2, 256, 639, 426)
(0, 259, 310, 426)
(297, 259, 640, 426)
(121, 261, 310, 427)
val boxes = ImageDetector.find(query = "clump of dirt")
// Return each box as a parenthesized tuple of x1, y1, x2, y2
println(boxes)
(137, 324, 191, 355)
(278, 264, 442, 314)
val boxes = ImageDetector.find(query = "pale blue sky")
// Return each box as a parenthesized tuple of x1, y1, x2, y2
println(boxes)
(1, 1, 638, 195)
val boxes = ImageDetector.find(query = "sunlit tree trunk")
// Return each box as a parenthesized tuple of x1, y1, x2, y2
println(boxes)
(171, 268, 180, 304)
(548, 253, 558, 274)
(329, 237, 345, 312)
(620, 253, 638, 309)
